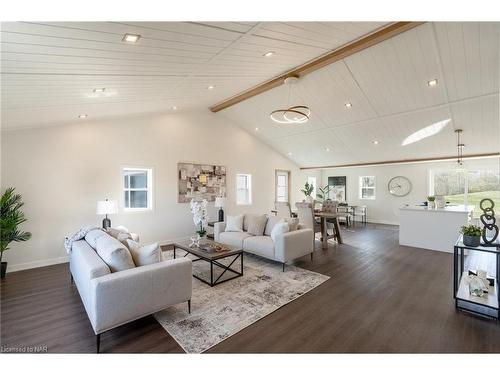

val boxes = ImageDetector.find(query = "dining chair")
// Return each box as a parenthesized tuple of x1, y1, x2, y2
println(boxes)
(295, 202, 321, 247)
(336, 205, 352, 227)
(275, 201, 292, 218)
(321, 201, 340, 235)
(353, 205, 367, 225)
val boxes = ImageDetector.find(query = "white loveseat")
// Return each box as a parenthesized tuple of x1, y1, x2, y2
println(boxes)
(69, 229, 192, 352)
(214, 214, 314, 271)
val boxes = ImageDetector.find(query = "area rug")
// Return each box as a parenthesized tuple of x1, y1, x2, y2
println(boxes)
(154, 250, 329, 353)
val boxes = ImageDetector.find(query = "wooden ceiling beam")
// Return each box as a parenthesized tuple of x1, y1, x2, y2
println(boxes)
(209, 21, 425, 113)
(299, 153, 500, 170)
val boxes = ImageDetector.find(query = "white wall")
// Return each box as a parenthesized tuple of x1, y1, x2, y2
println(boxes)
(1, 110, 302, 271)
(319, 157, 500, 225)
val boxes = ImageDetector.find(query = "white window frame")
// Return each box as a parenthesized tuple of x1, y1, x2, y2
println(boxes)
(123, 167, 153, 211)
(275, 170, 290, 203)
(307, 176, 317, 198)
(236, 173, 252, 206)
(359, 176, 376, 200)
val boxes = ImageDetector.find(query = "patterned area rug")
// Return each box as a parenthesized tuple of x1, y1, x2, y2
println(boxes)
(154, 250, 329, 353)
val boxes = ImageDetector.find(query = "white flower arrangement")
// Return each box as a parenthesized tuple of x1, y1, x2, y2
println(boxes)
(190, 199, 208, 237)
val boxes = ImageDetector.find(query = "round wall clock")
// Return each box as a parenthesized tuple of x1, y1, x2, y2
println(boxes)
(388, 176, 412, 197)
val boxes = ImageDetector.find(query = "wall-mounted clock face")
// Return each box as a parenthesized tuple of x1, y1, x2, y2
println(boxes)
(388, 176, 412, 197)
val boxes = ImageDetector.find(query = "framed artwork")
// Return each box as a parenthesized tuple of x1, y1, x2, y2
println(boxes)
(328, 176, 347, 202)
(178, 162, 226, 203)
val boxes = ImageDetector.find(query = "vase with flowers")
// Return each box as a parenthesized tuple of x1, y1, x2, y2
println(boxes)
(190, 199, 208, 246)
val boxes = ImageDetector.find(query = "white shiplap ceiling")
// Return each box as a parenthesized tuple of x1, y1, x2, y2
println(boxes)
(220, 22, 500, 167)
(1, 22, 499, 168)
(0, 21, 386, 129)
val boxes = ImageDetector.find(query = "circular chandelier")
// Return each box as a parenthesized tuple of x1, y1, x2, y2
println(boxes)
(270, 76, 310, 124)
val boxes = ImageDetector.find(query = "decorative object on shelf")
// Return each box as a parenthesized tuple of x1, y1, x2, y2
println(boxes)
(466, 274, 488, 297)
(301, 181, 314, 204)
(0, 187, 32, 278)
(96, 199, 117, 230)
(316, 185, 332, 204)
(435, 195, 446, 209)
(190, 199, 208, 241)
(270, 76, 310, 124)
(460, 224, 482, 247)
(427, 196, 436, 209)
(328, 176, 347, 201)
(215, 196, 226, 222)
(388, 176, 412, 197)
(479, 198, 499, 245)
(468, 270, 495, 287)
(178, 162, 226, 203)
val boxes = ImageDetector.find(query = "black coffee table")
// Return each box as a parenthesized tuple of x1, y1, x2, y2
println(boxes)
(173, 239, 243, 287)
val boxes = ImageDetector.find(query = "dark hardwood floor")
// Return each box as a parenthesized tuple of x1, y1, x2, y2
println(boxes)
(1, 223, 499, 353)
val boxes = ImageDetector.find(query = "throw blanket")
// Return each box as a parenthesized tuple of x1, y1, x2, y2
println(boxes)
(64, 226, 100, 253)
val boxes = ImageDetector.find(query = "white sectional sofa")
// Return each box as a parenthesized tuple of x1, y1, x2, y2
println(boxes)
(69, 229, 192, 352)
(214, 214, 314, 271)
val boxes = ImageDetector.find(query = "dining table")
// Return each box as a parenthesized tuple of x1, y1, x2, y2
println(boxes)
(315, 211, 349, 249)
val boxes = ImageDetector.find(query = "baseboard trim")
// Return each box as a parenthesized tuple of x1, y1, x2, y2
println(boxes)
(6, 235, 194, 273)
(7, 256, 70, 273)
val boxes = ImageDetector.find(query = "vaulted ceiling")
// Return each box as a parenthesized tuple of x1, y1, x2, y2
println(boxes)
(1, 22, 499, 167)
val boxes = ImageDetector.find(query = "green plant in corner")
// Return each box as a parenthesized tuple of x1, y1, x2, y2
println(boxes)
(460, 224, 482, 237)
(301, 182, 314, 197)
(316, 185, 332, 203)
(0, 187, 32, 278)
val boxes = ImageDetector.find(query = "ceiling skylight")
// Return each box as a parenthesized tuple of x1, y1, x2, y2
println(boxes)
(402, 119, 451, 146)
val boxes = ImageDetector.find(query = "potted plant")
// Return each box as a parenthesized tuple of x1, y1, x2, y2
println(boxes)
(190, 199, 208, 242)
(460, 224, 482, 247)
(427, 196, 436, 209)
(301, 182, 315, 204)
(1, 188, 32, 278)
(316, 185, 332, 203)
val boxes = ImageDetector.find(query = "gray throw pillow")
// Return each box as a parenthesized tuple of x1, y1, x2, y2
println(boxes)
(95, 233, 135, 272)
(247, 215, 268, 236)
(284, 217, 299, 231)
(264, 215, 282, 236)
(126, 239, 161, 266)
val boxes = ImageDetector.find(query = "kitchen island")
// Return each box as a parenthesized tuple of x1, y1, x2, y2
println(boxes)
(399, 205, 474, 253)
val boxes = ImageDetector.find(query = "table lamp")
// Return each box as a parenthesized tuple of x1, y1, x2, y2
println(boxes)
(215, 196, 226, 222)
(96, 199, 118, 229)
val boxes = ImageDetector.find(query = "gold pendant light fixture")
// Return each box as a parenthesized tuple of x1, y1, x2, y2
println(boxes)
(270, 76, 310, 124)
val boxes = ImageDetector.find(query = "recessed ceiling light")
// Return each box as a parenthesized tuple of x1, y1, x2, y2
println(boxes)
(372, 140, 379, 145)
(263, 51, 275, 57)
(345, 102, 352, 108)
(171, 106, 178, 110)
(288, 152, 292, 156)
(122, 33, 141, 43)
(207, 85, 215, 90)
(427, 79, 438, 87)
(93, 88, 106, 93)
(78, 114, 88, 119)
(325, 147, 331, 152)
(255, 127, 259, 131)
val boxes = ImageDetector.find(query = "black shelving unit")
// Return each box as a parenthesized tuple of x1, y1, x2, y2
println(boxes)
(453, 235, 500, 320)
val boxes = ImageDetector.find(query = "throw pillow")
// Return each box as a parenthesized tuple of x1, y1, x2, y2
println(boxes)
(226, 214, 244, 232)
(84, 229, 107, 249)
(264, 215, 282, 236)
(247, 214, 268, 236)
(126, 239, 161, 266)
(284, 217, 299, 231)
(270, 219, 289, 242)
(95, 233, 135, 272)
(243, 213, 258, 231)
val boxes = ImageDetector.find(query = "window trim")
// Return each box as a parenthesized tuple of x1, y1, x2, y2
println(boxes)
(359, 176, 376, 200)
(275, 169, 291, 204)
(122, 167, 154, 212)
(236, 173, 252, 206)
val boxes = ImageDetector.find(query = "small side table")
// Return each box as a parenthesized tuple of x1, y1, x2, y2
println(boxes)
(207, 221, 219, 240)
(453, 235, 500, 320)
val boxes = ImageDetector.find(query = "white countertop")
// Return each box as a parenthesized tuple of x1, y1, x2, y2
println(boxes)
(400, 204, 473, 213)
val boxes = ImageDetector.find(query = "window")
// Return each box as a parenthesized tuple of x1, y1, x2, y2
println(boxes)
(430, 168, 500, 217)
(359, 176, 376, 199)
(307, 176, 317, 198)
(236, 174, 252, 205)
(275, 170, 290, 203)
(123, 167, 153, 210)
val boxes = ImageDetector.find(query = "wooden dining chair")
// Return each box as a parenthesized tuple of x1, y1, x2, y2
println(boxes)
(295, 202, 321, 247)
